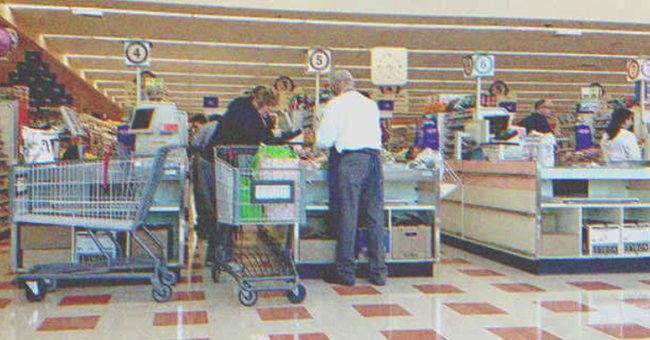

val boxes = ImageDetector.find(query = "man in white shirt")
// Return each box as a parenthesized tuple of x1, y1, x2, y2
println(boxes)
(316, 70, 387, 286)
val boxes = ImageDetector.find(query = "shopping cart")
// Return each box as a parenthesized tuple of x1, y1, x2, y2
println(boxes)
(11, 144, 186, 303)
(211, 146, 306, 306)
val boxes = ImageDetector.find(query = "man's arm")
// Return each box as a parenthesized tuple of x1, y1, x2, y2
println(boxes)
(316, 103, 337, 149)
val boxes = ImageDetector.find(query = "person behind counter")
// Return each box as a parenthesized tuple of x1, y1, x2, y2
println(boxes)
(316, 69, 387, 287)
(517, 98, 554, 134)
(601, 108, 641, 162)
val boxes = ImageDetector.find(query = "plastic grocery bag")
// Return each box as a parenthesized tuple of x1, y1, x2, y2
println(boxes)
(252, 145, 300, 222)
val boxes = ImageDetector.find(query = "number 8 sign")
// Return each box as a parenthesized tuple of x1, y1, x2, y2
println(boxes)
(125, 41, 151, 67)
(306, 48, 332, 74)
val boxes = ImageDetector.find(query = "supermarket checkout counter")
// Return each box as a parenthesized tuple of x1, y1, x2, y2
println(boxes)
(297, 164, 440, 278)
(440, 160, 650, 274)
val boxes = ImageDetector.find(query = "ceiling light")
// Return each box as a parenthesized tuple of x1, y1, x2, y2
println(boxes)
(71, 8, 104, 18)
(554, 29, 583, 37)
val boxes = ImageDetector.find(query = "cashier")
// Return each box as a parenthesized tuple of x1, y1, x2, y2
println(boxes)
(516, 98, 554, 135)
(601, 108, 641, 162)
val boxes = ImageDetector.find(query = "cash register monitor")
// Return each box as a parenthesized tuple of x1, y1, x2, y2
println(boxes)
(485, 115, 510, 136)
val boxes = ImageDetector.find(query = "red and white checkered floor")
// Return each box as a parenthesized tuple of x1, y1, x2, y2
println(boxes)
(1, 237, 650, 339)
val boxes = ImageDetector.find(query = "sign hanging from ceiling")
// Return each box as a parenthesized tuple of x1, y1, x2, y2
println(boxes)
(203, 96, 219, 108)
(306, 48, 332, 74)
(371, 47, 408, 86)
(124, 41, 151, 67)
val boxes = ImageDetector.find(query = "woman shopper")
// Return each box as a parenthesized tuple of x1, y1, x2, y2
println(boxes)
(601, 108, 641, 163)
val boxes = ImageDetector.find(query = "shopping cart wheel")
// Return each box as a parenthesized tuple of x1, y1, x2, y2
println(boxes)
(286, 284, 307, 304)
(44, 279, 57, 292)
(160, 271, 178, 286)
(24, 280, 47, 302)
(238, 289, 257, 307)
(152, 284, 173, 303)
(211, 266, 221, 283)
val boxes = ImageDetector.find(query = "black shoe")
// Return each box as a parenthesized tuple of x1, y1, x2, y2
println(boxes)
(369, 275, 386, 286)
(324, 274, 355, 286)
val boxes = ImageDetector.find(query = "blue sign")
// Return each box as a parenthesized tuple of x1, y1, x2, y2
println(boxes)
(575, 123, 593, 151)
(203, 96, 219, 108)
(415, 115, 440, 150)
(377, 100, 394, 111)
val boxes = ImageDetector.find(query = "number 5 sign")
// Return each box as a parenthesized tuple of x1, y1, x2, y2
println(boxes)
(306, 48, 332, 74)
(125, 41, 151, 67)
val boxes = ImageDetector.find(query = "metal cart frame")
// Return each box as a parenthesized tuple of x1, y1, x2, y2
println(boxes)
(10, 144, 186, 303)
(210, 146, 306, 306)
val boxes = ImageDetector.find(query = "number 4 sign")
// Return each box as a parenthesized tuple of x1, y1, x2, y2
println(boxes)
(306, 48, 332, 74)
(125, 41, 151, 67)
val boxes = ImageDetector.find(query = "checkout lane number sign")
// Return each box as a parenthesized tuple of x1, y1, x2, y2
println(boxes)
(307, 48, 332, 74)
(125, 41, 151, 67)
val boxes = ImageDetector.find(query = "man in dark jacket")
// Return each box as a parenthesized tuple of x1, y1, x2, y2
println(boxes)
(517, 98, 554, 134)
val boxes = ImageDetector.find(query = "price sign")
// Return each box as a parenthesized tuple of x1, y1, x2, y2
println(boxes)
(125, 41, 151, 67)
(307, 48, 332, 74)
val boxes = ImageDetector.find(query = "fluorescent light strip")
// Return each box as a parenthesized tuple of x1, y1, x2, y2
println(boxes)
(66, 54, 303, 68)
(14, 4, 650, 37)
(49, 34, 638, 62)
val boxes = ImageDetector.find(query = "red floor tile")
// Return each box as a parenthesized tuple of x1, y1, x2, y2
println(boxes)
(487, 327, 561, 340)
(445, 302, 507, 315)
(178, 275, 204, 284)
(539, 301, 595, 313)
(59, 294, 112, 306)
(185, 262, 203, 270)
(622, 298, 650, 310)
(0, 298, 11, 308)
(381, 329, 446, 340)
(269, 333, 329, 340)
(413, 284, 464, 295)
(171, 291, 206, 302)
(333, 285, 381, 296)
(589, 323, 650, 339)
(640, 280, 650, 286)
(258, 307, 312, 321)
(37, 316, 100, 332)
(259, 290, 286, 299)
(492, 283, 545, 293)
(458, 269, 505, 277)
(153, 310, 209, 326)
(569, 281, 622, 291)
(0, 281, 17, 290)
(353, 304, 412, 318)
(440, 258, 470, 265)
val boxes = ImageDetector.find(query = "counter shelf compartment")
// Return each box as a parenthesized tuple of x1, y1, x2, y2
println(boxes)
(540, 207, 581, 257)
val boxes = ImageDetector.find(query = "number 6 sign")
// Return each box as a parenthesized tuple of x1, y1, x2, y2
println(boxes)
(306, 48, 332, 74)
(125, 41, 151, 67)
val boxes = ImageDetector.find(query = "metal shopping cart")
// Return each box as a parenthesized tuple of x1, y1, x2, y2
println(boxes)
(211, 146, 306, 306)
(11, 144, 186, 303)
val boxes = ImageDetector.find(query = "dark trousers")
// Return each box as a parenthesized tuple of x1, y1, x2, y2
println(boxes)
(335, 150, 387, 279)
(327, 147, 341, 237)
(197, 157, 232, 261)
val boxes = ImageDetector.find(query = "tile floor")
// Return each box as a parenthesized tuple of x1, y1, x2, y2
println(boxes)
(1, 239, 650, 339)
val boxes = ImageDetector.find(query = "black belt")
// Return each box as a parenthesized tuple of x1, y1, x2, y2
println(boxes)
(341, 148, 380, 156)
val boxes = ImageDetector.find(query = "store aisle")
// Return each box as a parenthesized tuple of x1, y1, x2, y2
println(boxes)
(1, 237, 650, 340)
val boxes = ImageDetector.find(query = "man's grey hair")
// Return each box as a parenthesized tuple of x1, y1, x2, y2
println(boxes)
(329, 69, 354, 87)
